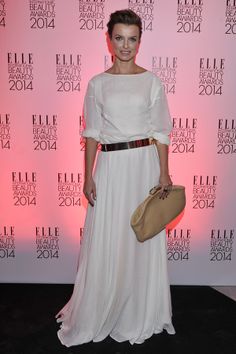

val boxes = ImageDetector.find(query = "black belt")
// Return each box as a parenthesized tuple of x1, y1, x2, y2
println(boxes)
(101, 138, 151, 152)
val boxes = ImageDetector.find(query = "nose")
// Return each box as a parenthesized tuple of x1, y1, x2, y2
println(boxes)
(123, 39, 129, 48)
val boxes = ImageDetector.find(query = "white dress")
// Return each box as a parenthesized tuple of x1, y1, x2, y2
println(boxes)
(56, 71, 175, 346)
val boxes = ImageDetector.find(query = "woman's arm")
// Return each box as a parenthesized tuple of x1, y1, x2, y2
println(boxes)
(83, 137, 98, 206)
(154, 140, 172, 199)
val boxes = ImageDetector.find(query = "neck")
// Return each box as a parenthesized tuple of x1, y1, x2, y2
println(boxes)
(110, 59, 138, 75)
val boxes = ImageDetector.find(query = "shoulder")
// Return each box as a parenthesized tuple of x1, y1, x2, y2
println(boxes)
(143, 72, 166, 102)
(145, 72, 164, 95)
(87, 72, 106, 86)
(136, 71, 163, 91)
(146, 71, 162, 85)
(85, 73, 105, 95)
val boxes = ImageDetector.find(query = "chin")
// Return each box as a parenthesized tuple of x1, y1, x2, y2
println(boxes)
(116, 54, 136, 62)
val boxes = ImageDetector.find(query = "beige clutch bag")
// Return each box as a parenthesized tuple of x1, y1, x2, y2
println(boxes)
(130, 185, 186, 242)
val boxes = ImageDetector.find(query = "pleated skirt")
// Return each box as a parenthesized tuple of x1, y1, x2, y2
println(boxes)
(56, 144, 175, 346)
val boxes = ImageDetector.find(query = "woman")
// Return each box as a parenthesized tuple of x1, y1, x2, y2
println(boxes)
(56, 9, 175, 346)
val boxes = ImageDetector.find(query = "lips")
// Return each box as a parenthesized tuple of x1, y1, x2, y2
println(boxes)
(120, 51, 131, 55)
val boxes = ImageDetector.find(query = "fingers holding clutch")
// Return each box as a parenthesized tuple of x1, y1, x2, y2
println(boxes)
(159, 184, 172, 200)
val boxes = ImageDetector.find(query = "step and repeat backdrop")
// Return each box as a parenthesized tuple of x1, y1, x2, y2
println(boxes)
(0, 0, 235, 285)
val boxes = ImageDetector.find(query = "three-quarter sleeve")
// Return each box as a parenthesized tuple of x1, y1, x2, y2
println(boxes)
(82, 79, 102, 142)
(149, 79, 172, 145)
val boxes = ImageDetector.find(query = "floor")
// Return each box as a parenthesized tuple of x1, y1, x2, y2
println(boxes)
(1, 284, 236, 354)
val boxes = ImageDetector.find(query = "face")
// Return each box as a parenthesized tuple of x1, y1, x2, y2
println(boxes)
(110, 23, 140, 62)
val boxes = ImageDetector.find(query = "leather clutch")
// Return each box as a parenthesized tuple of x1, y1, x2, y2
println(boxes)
(130, 185, 186, 242)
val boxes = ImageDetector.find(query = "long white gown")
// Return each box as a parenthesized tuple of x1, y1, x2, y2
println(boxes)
(56, 71, 175, 346)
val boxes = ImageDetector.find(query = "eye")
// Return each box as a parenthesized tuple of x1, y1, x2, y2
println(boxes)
(130, 37, 137, 42)
(115, 36, 122, 41)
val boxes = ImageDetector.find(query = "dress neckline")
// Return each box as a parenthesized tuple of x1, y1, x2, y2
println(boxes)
(103, 70, 149, 76)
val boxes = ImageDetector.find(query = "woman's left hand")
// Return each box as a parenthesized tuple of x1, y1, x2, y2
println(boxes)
(158, 173, 173, 199)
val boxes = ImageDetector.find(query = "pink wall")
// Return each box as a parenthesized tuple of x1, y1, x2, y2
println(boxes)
(0, 0, 235, 284)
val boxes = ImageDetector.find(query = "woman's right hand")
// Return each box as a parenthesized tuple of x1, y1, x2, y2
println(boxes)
(83, 177, 97, 207)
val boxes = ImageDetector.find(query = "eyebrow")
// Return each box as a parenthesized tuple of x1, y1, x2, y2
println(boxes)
(114, 34, 138, 38)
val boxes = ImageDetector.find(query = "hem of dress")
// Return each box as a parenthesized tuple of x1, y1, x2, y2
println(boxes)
(110, 324, 176, 345)
(57, 323, 176, 347)
(57, 330, 68, 347)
